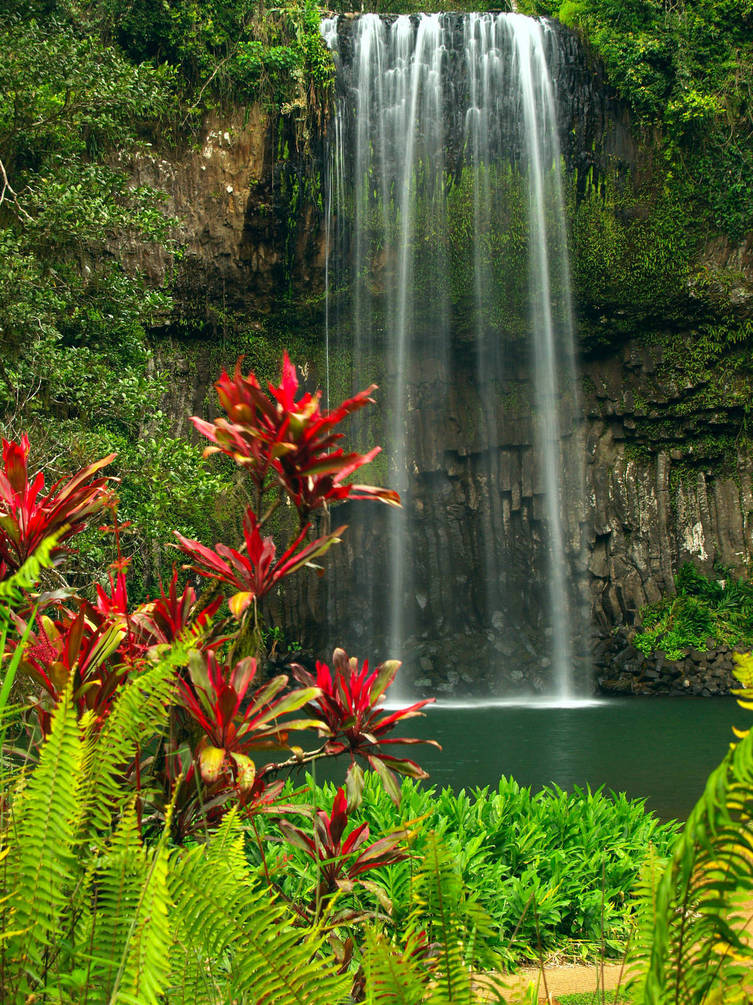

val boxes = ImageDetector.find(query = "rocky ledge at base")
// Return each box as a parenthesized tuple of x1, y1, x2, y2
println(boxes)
(594, 628, 744, 696)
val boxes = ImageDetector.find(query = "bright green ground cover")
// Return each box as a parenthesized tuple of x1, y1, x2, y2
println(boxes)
(634, 563, 753, 661)
(249, 773, 679, 965)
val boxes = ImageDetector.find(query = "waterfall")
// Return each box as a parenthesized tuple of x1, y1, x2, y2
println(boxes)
(321, 13, 589, 700)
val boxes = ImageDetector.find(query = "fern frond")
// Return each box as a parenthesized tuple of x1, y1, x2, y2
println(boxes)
(4, 684, 84, 994)
(0, 533, 60, 603)
(82, 655, 179, 838)
(168, 825, 350, 1005)
(363, 930, 428, 1005)
(74, 804, 150, 998)
(627, 725, 753, 1003)
(111, 836, 173, 1005)
(408, 833, 491, 1005)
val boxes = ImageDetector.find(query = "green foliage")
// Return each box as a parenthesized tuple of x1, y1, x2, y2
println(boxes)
(0, 678, 349, 1003)
(362, 833, 520, 1004)
(108, 0, 334, 108)
(569, 171, 693, 338)
(626, 655, 753, 1002)
(253, 772, 678, 965)
(536, 0, 753, 241)
(634, 563, 753, 661)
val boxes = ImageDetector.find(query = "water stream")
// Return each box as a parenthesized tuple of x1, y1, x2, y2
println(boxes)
(321, 13, 588, 700)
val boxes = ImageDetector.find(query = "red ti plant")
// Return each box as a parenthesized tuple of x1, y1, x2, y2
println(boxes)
(191, 352, 400, 521)
(177, 650, 322, 792)
(130, 569, 222, 652)
(278, 786, 409, 910)
(174, 508, 345, 619)
(0, 434, 114, 579)
(290, 648, 440, 804)
(11, 602, 127, 734)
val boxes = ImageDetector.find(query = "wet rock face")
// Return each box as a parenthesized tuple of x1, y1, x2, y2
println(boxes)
(594, 628, 740, 696)
(129, 31, 753, 696)
(273, 337, 753, 696)
(582, 342, 753, 633)
(122, 107, 325, 327)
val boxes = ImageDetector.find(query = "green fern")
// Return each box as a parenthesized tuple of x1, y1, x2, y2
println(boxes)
(364, 834, 530, 1004)
(3, 683, 84, 997)
(626, 668, 753, 1003)
(111, 832, 173, 1004)
(82, 653, 180, 839)
(168, 810, 350, 1004)
(363, 930, 430, 1005)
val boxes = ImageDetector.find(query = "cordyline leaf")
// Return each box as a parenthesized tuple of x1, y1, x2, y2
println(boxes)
(229, 752, 256, 789)
(199, 744, 226, 782)
(261, 686, 321, 721)
(0, 436, 114, 576)
(346, 761, 366, 812)
(192, 354, 400, 519)
(278, 819, 316, 856)
(349, 484, 402, 506)
(369, 755, 402, 805)
(370, 660, 401, 704)
(228, 591, 254, 618)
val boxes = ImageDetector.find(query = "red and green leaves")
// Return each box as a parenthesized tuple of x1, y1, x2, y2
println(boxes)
(12, 602, 127, 733)
(174, 508, 344, 618)
(131, 570, 222, 648)
(178, 650, 322, 791)
(191, 353, 400, 520)
(291, 648, 440, 804)
(0, 434, 114, 579)
(278, 786, 409, 901)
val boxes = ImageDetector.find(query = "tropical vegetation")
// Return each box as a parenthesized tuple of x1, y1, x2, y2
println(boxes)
(634, 562, 753, 661)
(3, 354, 753, 1002)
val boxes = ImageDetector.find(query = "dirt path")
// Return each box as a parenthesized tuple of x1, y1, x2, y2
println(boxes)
(475, 962, 625, 1002)
(508, 963, 624, 1000)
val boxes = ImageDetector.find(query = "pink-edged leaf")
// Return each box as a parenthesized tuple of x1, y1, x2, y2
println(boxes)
(329, 787, 349, 845)
(368, 754, 402, 805)
(278, 820, 317, 857)
(348, 484, 402, 507)
(371, 698, 435, 734)
(369, 659, 402, 704)
(346, 761, 365, 812)
(341, 821, 370, 856)
(375, 754, 430, 780)
(231, 657, 257, 701)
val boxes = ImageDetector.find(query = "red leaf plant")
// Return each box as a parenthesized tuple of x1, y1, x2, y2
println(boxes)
(177, 650, 322, 792)
(93, 567, 223, 660)
(0, 434, 114, 579)
(174, 507, 345, 619)
(278, 786, 409, 905)
(290, 648, 440, 804)
(136, 570, 221, 642)
(191, 352, 400, 520)
(11, 602, 128, 734)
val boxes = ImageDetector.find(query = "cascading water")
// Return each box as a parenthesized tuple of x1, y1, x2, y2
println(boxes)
(320, 12, 589, 701)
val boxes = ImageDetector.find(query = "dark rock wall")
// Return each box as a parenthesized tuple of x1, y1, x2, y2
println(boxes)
(131, 32, 753, 694)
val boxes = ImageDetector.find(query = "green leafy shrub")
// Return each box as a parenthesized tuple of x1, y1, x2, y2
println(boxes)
(252, 772, 679, 964)
(530, 0, 753, 241)
(626, 652, 753, 1002)
(634, 563, 753, 661)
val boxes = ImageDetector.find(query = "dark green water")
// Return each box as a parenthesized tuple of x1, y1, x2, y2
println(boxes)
(379, 697, 743, 820)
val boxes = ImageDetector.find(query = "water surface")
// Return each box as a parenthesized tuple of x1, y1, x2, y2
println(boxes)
(384, 697, 742, 820)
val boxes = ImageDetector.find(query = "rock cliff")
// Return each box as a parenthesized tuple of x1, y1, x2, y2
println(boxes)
(133, 28, 753, 695)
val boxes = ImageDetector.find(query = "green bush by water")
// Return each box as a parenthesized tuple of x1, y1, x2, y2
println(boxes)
(252, 772, 679, 964)
(634, 563, 753, 661)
